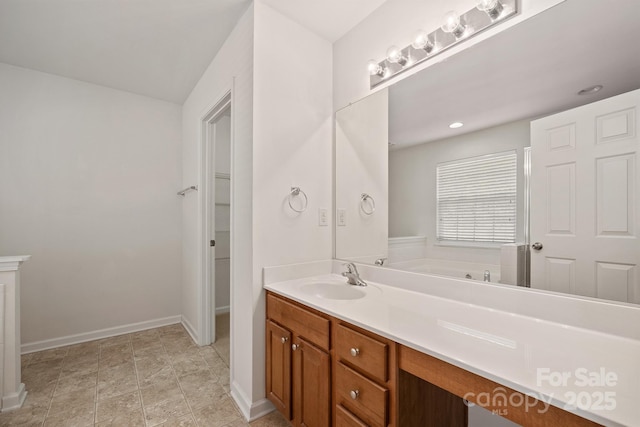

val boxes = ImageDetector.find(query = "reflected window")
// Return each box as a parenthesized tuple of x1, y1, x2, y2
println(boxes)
(437, 151, 517, 244)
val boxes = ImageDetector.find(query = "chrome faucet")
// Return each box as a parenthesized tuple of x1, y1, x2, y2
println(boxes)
(483, 270, 491, 282)
(342, 263, 367, 286)
(374, 258, 386, 266)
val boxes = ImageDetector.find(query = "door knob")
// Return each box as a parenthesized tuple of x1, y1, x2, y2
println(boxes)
(291, 344, 299, 351)
(532, 242, 543, 251)
(281, 337, 288, 344)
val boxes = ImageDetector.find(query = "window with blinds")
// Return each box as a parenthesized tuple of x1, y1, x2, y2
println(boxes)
(437, 151, 517, 244)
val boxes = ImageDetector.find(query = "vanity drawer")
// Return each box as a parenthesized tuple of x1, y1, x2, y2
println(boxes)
(336, 404, 368, 427)
(267, 293, 330, 351)
(336, 362, 388, 427)
(336, 324, 388, 382)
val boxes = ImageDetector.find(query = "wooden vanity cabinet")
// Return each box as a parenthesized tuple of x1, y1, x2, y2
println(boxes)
(267, 291, 601, 427)
(266, 293, 332, 427)
(266, 291, 398, 427)
(266, 320, 292, 418)
(293, 337, 331, 426)
(333, 322, 396, 427)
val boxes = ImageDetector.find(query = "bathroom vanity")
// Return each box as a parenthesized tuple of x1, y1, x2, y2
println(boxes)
(267, 290, 471, 427)
(264, 263, 640, 427)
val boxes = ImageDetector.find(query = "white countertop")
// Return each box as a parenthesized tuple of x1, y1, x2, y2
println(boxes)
(264, 272, 640, 427)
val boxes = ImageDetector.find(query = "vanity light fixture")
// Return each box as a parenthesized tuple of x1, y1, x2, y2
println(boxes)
(578, 84, 603, 95)
(411, 30, 435, 54)
(449, 122, 464, 129)
(441, 11, 467, 39)
(386, 45, 408, 66)
(476, 0, 504, 20)
(367, 0, 517, 88)
(367, 59, 386, 77)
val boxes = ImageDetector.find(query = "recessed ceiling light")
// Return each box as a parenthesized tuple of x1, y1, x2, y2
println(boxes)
(449, 122, 464, 129)
(578, 85, 603, 95)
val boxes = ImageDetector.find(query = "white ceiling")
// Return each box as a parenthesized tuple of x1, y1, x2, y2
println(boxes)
(389, 0, 640, 148)
(0, 0, 251, 103)
(260, 0, 388, 43)
(0, 0, 387, 104)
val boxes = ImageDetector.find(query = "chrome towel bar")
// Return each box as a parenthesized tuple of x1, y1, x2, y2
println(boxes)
(177, 185, 198, 196)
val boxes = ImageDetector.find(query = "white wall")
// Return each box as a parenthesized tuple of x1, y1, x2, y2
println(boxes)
(0, 62, 182, 347)
(180, 5, 254, 410)
(182, 0, 253, 374)
(389, 120, 530, 265)
(335, 89, 388, 261)
(333, 0, 565, 110)
(181, 2, 333, 418)
(179, 1, 333, 417)
(251, 0, 333, 405)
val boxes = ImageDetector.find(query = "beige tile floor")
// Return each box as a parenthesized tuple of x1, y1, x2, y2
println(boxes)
(0, 315, 289, 427)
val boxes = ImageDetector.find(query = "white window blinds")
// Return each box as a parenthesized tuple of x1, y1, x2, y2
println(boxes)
(437, 151, 517, 244)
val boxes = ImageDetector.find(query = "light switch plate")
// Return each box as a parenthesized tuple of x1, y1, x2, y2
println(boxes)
(318, 208, 328, 226)
(337, 209, 347, 226)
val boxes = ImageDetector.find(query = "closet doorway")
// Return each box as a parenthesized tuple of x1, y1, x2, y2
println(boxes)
(201, 93, 231, 365)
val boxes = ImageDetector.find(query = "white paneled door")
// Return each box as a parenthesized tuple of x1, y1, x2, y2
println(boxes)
(530, 89, 640, 303)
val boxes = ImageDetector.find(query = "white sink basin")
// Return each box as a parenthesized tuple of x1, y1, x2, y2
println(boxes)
(300, 282, 366, 300)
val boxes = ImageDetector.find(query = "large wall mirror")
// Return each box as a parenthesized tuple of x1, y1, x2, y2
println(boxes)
(335, 0, 640, 305)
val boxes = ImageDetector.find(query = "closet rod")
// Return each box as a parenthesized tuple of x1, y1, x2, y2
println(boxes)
(177, 186, 197, 196)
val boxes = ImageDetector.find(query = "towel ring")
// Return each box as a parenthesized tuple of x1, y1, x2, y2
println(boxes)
(288, 187, 308, 213)
(360, 193, 375, 215)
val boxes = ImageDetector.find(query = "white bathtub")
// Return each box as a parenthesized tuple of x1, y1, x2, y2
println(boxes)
(387, 258, 501, 283)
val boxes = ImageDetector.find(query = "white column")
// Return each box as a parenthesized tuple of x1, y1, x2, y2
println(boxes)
(0, 283, 5, 409)
(0, 256, 30, 412)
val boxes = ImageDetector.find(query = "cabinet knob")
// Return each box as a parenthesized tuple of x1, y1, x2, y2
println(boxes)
(350, 390, 360, 400)
(281, 337, 288, 344)
(350, 347, 360, 357)
(291, 344, 299, 351)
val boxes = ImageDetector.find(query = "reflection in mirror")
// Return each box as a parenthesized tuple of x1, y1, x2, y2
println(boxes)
(335, 0, 640, 305)
(335, 89, 388, 261)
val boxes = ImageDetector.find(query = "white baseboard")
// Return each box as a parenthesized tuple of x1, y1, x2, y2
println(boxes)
(248, 398, 275, 421)
(215, 305, 230, 315)
(230, 380, 275, 421)
(1, 383, 27, 412)
(181, 315, 199, 345)
(21, 315, 181, 354)
(230, 381, 251, 420)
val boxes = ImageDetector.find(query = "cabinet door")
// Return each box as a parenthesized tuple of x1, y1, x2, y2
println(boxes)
(293, 337, 331, 427)
(266, 320, 292, 419)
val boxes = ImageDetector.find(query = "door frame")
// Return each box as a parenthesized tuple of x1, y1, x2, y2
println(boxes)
(199, 92, 232, 346)
(523, 146, 531, 287)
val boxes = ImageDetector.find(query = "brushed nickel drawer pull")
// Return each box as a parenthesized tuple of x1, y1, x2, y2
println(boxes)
(350, 390, 360, 400)
(281, 337, 288, 344)
(292, 343, 299, 351)
(350, 347, 360, 357)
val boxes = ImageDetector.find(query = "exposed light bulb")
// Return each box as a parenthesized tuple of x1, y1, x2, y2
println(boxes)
(367, 59, 385, 77)
(476, 0, 504, 19)
(411, 30, 435, 54)
(449, 122, 464, 129)
(386, 45, 408, 66)
(441, 11, 466, 39)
